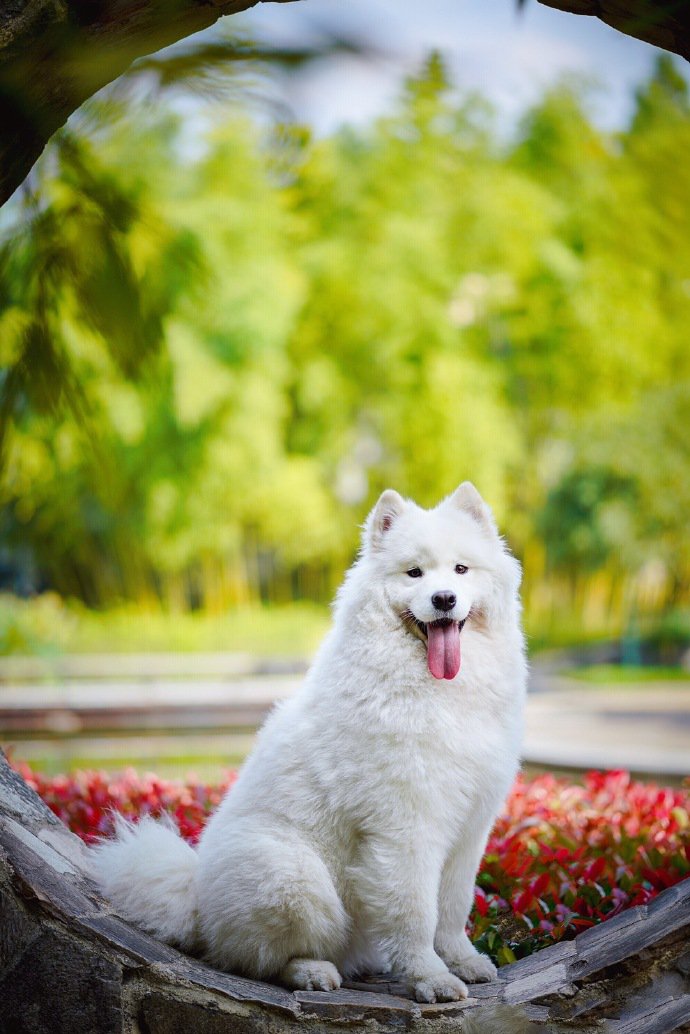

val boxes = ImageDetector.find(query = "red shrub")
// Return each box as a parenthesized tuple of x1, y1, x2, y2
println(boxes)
(472, 770, 689, 961)
(15, 762, 236, 845)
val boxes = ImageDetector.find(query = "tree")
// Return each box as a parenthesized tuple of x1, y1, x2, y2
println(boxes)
(0, 0, 689, 207)
(2, 56, 689, 625)
(537, 0, 689, 59)
(0, 0, 257, 206)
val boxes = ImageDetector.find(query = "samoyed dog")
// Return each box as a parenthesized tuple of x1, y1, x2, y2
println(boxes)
(94, 482, 526, 1004)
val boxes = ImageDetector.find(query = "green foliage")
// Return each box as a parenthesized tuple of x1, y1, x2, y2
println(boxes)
(538, 468, 639, 574)
(1, 53, 689, 640)
(0, 592, 328, 656)
(564, 664, 690, 684)
(0, 592, 75, 656)
(0, 131, 203, 443)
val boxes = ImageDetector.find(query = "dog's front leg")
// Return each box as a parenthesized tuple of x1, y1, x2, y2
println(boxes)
(434, 829, 497, 984)
(351, 834, 468, 1003)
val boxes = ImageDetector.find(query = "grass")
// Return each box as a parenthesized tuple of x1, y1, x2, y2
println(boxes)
(564, 664, 690, 684)
(7, 730, 258, 779)
(3, 593, 689, 674)
(66, 604, 330, 656)
(16, 754, 246, 782)
(0, 593, 330, 657)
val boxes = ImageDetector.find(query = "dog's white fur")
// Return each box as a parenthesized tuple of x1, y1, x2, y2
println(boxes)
(94, 482, 526, 1004)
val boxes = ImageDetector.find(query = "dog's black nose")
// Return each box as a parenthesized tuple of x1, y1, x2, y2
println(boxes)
(431, 591, 456, 612)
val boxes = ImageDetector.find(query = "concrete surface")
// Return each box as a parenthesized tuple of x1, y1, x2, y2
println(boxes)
(0, 653, 688, 779)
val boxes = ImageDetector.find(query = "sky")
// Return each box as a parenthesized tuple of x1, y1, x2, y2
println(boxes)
(236, 0, 685, 135)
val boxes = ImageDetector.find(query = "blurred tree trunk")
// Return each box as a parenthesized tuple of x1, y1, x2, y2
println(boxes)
(0, 0, 688, 207)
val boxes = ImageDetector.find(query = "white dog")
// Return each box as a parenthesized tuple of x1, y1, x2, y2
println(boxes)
(94, 482, 526, 1004)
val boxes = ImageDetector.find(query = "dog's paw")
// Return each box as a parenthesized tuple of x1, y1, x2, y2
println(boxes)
(280, 958, 342, 992)
(447, 951, 497, 984)
(412, 971, 468, 1003)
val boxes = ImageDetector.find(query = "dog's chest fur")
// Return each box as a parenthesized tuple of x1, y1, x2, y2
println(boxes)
(229, 615, 525, 867)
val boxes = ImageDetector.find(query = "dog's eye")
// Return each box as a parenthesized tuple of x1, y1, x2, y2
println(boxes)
(455, 564, 469, 575)
(407, 567, 423, 578)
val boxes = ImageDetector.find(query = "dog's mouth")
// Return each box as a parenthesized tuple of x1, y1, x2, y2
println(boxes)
(402, 612, 467, 681)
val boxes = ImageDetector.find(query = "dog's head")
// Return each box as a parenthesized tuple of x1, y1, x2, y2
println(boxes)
(360, 482, 521, 680)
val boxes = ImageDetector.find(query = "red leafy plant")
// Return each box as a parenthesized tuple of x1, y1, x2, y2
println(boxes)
(14, 762, 237, 846)
(472, 770, 689, 963)
(14, 762, 690, 965)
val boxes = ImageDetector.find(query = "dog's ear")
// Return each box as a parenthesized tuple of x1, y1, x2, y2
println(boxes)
(365, 489, 406, 551)
(447, 481, 498, 535)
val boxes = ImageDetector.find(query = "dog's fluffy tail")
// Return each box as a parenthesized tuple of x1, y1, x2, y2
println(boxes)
(92, 813, 199, 949)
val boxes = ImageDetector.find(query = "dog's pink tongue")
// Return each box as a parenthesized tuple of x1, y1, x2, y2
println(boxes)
(427, 623, 461, 680)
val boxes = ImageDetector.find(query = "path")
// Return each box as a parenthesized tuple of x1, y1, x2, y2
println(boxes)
(0, 652, 688, 779)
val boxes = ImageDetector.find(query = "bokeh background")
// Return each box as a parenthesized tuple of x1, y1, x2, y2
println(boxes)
(1, 0, 689, 774)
